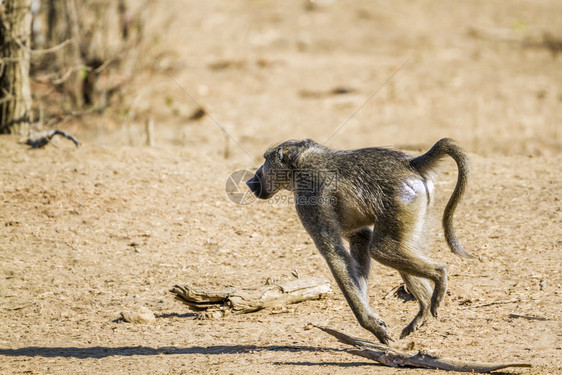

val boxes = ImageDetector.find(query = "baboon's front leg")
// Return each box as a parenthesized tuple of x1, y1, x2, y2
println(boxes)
(296, 203, 392, 344)
(319, 239, 393, 344)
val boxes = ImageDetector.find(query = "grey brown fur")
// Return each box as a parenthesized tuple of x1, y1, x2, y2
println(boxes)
(246, 138, 471, 344)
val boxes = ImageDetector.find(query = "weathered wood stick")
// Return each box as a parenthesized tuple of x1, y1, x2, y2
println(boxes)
(172, 277, 332, 314)
(315, 325, 531, 373)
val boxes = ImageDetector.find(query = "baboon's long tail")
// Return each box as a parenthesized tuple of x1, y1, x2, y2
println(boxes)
(410, 138, 473, 258)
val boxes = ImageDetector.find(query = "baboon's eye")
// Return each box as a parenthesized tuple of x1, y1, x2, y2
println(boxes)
(277, 148, 284, 162)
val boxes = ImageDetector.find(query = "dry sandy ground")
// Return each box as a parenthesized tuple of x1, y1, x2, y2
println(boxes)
(1, 0, 561, 374)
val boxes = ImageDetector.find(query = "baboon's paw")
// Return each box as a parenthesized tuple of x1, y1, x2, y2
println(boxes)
(400, 314, 427, 339)
(372, 322, 394, 345)
(400, 324, 416, 339)
(430, 304, 440, 319)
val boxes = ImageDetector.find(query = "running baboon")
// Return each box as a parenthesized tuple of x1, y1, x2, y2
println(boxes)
(246, 138, 472, 344)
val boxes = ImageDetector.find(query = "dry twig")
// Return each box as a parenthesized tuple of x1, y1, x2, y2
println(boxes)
(460, 299, 521, 310)
(315, 325, 531, 373)
(508, 313, 548, 321)
(29, 39, 72, 55)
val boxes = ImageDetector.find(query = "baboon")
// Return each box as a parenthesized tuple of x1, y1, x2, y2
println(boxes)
(246, 138, 472, 344)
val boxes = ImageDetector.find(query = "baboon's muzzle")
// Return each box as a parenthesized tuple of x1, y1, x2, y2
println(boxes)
(246, 167, 272, 199)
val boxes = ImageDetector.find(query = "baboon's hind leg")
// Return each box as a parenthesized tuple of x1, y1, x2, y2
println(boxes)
(400, 273, 433, 338)
(346, 227, 372, 300)
(372, 179, 448, 321)
(371, 231, 448, 320)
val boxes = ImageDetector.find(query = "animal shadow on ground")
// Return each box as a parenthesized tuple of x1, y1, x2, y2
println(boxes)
(0, 345, 342, 359)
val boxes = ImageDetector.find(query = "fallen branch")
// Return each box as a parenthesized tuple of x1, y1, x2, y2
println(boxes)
(460, 299, 521, 309)
(315, 325, 531, 373)
(509, 313, 548, 321)
(22, 130, 81, 149)
(171, 277, 331, 315)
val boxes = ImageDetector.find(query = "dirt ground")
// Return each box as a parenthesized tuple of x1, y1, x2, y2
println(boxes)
(1, 0, 561, 374)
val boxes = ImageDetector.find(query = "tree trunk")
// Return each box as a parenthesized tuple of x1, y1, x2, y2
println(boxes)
(63, 0, 83, 108)
(46, 0, 66, 47)
(0, 0, 33, 135)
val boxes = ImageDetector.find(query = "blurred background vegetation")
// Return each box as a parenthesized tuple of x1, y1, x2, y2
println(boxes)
(1, 0, 561, 156)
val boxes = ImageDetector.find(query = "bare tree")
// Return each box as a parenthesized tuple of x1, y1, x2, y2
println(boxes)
(0, 0, 33, 135)
(40, 0, 144, 111)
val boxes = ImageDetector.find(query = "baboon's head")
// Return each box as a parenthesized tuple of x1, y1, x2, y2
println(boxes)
(246, 139, 318, 199)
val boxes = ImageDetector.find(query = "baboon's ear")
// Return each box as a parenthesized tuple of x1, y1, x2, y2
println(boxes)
(278, 145, 300, 166)
(277, 147, 284, 162)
